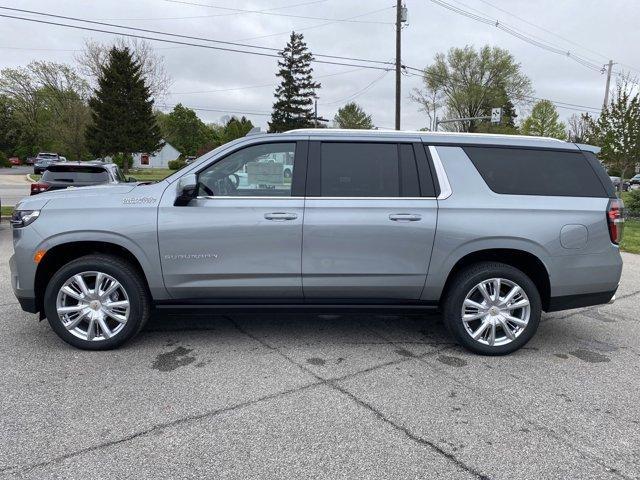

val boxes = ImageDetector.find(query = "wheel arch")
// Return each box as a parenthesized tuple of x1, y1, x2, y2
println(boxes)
(439, 248, 551, 311)
(34, 240, 154, 315)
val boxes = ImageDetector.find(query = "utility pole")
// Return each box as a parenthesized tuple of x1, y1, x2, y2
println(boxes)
(603, 60, 613, 109)
(395, 0, 402, 130)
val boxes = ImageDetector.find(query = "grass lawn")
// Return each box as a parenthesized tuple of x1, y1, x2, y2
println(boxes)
(128, 168, 174, 181)
(1, 205, 13, 217)
(621, 219, 640, 254)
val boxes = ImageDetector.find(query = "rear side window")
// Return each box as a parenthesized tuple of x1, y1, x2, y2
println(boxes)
(316, 142, 421, 197)
(464, 147, 609, 197)
(42, 167, 109, 183)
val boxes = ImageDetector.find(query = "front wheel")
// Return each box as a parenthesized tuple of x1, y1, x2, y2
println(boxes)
(442, 262, 541, 355)
(43, 255, 150, 350)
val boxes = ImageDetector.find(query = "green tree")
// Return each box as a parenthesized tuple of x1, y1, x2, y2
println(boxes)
(521, 100, 566, 139)
(86, 47, 161, 172)
(156, 104, 214, 156)
(0, 95, 19, 155)
(587, 79, 640, 181)
(333, 102, 373, 129)
(412, 45, 532, 132)
(269, 32, 321, 133)
(0, 62, 91, 159)
(217, 116, 254, 143)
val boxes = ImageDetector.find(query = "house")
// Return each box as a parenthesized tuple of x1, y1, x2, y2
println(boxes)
(131, 141, 181, 169)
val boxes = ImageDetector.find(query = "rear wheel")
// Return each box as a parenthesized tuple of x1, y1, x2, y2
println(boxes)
(43, 255, 150, 350)
(442, 262, 541, 355)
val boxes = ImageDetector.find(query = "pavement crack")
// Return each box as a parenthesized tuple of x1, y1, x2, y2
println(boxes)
(225, 316, 489, 479)
(330, 382, 490, 480)
(1, 380, 323, 476)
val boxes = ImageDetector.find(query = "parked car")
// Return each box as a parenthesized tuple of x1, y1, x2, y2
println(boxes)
(609, 176, 630, 192)
(629, 174, 640, 188)
(33, 153, 62, 174)
(9, 130, 623, 354)
(184, 156, 197, 165)
(30, 162, 129, 195)
(25, 157, 35, 165)
(9, 157, 21, 166)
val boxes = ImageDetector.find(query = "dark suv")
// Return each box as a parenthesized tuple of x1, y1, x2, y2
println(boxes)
(31, 163, 129, 195)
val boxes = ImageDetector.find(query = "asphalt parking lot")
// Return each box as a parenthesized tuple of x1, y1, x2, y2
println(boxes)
(1, 224, 639, 480)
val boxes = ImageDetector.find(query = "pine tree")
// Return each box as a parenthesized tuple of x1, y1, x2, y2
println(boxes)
(86, 47, 162, 172)
(269, 32, 321, 133)
(333, 102, 374, 129)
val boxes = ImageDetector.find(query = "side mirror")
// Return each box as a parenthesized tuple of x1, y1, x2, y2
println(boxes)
(127, 176, 138, 182)
(174, 173, 198, 206)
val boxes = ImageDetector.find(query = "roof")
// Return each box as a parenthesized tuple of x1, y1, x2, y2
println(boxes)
(268, 128, 577, 150)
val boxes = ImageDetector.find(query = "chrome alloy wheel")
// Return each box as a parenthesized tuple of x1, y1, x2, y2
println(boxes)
(461, 278, 530, 347)
(55, 271, 130, 341)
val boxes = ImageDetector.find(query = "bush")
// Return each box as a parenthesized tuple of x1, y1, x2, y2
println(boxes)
(0, 151, 10, 168)
(626, 189, 640, 217)
(168, 159, 186, 170)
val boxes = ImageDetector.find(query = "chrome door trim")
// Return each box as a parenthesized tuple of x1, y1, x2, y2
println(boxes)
(428, 145, 452, 200)
(197, 196, 437, 200)
(303, 197, 437, 200)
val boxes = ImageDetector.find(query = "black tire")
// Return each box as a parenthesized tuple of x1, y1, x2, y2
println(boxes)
(442, 261, 541, 355)
(43, 254, 150, 350)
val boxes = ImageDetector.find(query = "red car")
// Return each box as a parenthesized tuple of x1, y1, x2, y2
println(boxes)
(9, 157, 21, 166)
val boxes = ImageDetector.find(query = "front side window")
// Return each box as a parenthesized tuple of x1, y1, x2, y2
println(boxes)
(198, 143, 295, 197)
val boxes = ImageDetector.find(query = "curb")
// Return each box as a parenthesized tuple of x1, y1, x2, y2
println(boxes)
(26, 174, 36, 183)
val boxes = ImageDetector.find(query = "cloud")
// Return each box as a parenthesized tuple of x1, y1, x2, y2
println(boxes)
(1, 0, 639, 129)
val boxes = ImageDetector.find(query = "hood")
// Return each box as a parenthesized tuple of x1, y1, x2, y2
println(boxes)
(16, 182, 166, 211)
(33, 183, 139, 200)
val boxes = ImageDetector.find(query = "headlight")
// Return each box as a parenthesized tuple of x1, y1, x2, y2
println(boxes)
(10, 210, 40, 228)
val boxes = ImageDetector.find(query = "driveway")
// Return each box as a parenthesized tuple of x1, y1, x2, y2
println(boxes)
(0, 224, 639, 479)
(0, 168, 31, 206)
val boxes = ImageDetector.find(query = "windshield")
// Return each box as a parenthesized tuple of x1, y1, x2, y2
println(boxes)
(38, 153, 59, 159)
(42, 166, 109, 183)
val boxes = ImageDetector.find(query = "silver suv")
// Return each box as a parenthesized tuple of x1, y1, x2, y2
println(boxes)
(9, 130, 623, 354)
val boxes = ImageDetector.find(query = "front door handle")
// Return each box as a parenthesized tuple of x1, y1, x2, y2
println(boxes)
(389, 213, 422, 222)
(264, 212, 298, 221)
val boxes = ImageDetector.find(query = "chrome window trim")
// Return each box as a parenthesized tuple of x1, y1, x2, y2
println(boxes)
(196, 196, 436, 200)
(428, 145, 452, 200)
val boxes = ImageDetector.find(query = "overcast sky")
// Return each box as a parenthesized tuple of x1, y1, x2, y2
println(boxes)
(1, 0, 639, 130)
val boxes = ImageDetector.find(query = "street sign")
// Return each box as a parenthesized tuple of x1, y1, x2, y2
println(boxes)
(491, 108, 502, 125)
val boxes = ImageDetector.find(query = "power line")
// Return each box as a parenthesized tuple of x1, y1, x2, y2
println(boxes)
(471, 0, 640, 75)
(0, 6, 395, 67)
(233, 6, 395, 42)
(323, 70, 391, 105)
(159, 0, 394, 24)
(170, 67, 370, 95)
(404, 70, 602, 113)
(156, 103, 272, 116)
(429, 0, 604, 73)
(0, 12, 390, 71)
(95, 0, 328, 21)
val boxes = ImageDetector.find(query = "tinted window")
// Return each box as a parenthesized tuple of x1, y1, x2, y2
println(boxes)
(42, 166, 109, 183)
(320, 143, 401, 197)
(198, 143, 295, 197)
(464, 147, 608, 197)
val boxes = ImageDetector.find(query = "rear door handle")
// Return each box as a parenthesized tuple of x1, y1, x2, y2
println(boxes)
(264, 212, 298, 221)
(389, 213, 422, 222)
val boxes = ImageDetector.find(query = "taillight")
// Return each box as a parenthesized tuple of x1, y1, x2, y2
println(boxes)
(30, 182, 50, 195)
(607, 198, 624, 244)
